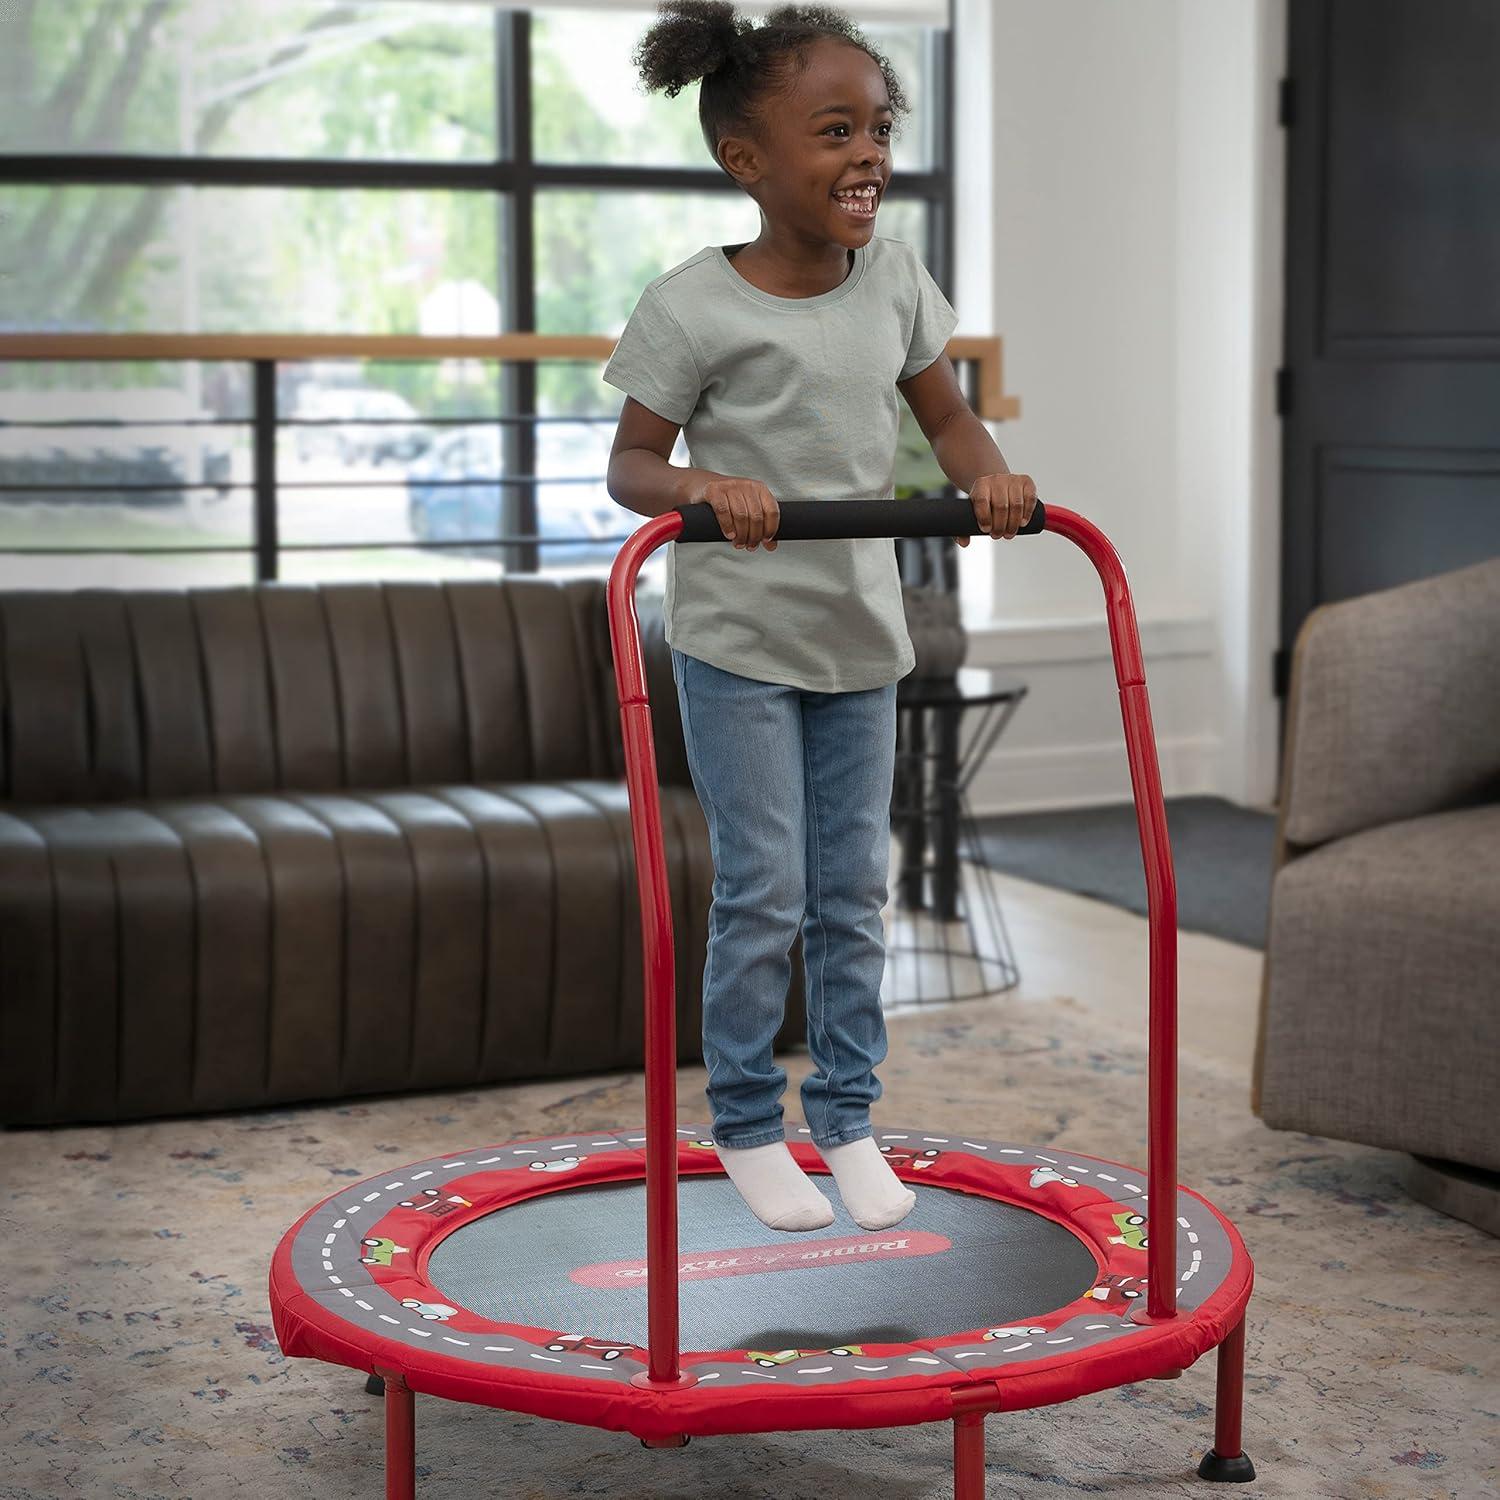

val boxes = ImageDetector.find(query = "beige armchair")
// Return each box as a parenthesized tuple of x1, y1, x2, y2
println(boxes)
(1253, 557, 1500, 1235)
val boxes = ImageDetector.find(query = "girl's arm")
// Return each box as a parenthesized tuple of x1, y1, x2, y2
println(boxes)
(900, 355, 1035, 540)
(898, 354, 1011, 493)
(607, 394, 721, 518)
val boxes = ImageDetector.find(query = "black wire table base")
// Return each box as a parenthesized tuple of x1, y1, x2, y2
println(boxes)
(881, 829, 1021, 1009)
(881, 670, 1028, 1008)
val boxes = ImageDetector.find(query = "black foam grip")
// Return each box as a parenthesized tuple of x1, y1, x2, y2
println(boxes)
(673, 496, 1047, 542)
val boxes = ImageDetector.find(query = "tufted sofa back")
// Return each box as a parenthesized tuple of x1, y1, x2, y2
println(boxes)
(0, 576, 686, 804)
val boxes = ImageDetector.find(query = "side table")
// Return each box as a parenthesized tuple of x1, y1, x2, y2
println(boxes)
(885, 667, 1028, 1006)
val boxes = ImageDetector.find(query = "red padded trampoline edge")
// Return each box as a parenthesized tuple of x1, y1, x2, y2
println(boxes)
(268, 1131, 1256, 1440)
(269, 1192, 1253, 1442)
(268, 1269, 1251, 1442)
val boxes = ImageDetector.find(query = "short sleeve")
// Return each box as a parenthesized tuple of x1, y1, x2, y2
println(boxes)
(601, 284, 703, 427)
(898, 249, 959, 382)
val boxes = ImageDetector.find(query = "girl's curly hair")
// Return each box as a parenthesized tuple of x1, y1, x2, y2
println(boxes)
(631, 2, 910, 175)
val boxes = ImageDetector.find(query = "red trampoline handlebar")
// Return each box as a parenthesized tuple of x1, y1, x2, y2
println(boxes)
(605, 501, 1179, 1387)
(608, 509, 691, 1389)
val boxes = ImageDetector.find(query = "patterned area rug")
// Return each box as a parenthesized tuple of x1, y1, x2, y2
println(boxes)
(3, 993, 1496, 1500)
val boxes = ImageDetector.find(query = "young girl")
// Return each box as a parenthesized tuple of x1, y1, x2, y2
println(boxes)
(604, 1, 1037, 1234)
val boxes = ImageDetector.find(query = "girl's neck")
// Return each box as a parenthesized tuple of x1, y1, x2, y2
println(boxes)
(725, 236, 856, 299)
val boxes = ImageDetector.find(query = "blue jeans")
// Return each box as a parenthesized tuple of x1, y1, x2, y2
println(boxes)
(670, 647, 898, 1151)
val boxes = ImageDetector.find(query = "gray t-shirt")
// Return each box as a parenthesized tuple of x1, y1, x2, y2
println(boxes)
(602, 234, 958, 692)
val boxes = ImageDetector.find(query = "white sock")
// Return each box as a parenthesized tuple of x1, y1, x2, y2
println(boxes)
(716, 1141, 835, 1233)
(817, 1137, 917, 1230)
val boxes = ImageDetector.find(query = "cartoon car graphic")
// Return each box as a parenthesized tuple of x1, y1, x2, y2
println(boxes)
(400, 1299, 459, 1322)
(745, 1345, 865, 1367)
(981, 1325, 1049, 1341)
(527, 1156, 582, 1174)
(544, 1333, 639, 1361)
(1084, 1274, 1144, 1312)
(360, 1236, 409, 1267)
(1108, 1211, 1149, 1250)
(879, 1146, 942, 1171)
(1029, 1165, 1080, 1190)
(398, 1187, 473, 1217)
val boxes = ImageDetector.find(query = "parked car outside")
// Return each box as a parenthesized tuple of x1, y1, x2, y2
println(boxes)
(0, 390, 235, 504)
(290, 387, 429, 467)
(405, 423, 634, 567)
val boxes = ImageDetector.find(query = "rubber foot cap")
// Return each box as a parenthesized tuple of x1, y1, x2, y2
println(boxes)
(365, 1374, 385, 1397)
(640, 1435, 690, 1449)
(1198, 1450, 1256, 1482)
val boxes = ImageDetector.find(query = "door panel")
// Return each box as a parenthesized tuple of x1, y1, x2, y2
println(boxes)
(1316, 447, 1500, 603)
(1281, 0, 1500, 672)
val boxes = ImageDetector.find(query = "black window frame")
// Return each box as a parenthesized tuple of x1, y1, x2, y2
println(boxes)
(0, 7, 956, 582)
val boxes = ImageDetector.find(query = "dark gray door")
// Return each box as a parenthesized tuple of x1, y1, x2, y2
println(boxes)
(1279, 0, 1500, 688)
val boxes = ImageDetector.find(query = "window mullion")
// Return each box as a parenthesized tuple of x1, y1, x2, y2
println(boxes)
(497, 8, 539, 574)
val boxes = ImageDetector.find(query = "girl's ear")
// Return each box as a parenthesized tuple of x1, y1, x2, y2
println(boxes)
(718, 134, 763, 189)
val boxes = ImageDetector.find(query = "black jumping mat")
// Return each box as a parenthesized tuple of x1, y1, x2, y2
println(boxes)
(426, 1176, 1097, 1352)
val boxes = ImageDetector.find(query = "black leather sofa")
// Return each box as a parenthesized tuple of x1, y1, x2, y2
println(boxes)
(0, 577, 807, 1125)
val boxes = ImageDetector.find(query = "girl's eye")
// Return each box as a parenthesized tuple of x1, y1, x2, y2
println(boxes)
(826, 124, 892, 138)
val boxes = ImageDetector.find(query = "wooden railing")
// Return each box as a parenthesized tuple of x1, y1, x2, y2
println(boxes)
(0, 333, 1020, 581)
(0, 333, 1021, 422)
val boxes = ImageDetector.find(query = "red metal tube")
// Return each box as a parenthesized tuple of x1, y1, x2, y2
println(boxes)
(1042, 507, 1178, 1321)
(381, 1371, 415, 1500)
(1122, 682, 1179, 1319)
(1212, 1316, 1248, 1458)
(607, 511, 690, 1388)
(953, 1411, 986, 1499)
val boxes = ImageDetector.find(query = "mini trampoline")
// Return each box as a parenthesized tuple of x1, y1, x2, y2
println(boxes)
(270, 499, 1257, 1497)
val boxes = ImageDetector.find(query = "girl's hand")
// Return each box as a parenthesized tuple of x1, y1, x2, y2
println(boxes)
(953, 472, 1038, 545)
(698, 475, 779, 550)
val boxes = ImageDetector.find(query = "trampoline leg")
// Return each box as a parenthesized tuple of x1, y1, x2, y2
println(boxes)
(953, 1411, 985, 1499)
(1197, 1316, 1256, 1482)
(382, 1370, 416, 1500)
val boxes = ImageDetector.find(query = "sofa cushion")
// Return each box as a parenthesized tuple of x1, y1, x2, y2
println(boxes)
(0, 781, 720, 1126)
(0, 578, 638, 804)
(1258, 803, 1500, 1170)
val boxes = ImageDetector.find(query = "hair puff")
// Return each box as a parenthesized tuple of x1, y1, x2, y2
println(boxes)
(631, 2, 910, 175)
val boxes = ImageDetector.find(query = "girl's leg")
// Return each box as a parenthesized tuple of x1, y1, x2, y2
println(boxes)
(671, 648, 807, 1147)
(798, 679, 913, 1229)
(798, 679, 899, 1148)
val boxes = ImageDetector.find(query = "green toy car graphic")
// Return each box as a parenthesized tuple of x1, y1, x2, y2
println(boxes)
(745, 1345, 865, 1367)
(360, 1236, 408, 1267)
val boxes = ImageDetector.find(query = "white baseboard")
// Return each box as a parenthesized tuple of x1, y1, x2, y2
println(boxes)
(956, 612, 1222, 814)
(964, 612, 1216, 666)
(965, 733, 1224, 816)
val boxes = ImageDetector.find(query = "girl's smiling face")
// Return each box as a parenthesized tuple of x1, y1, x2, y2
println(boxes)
(720, 38, 893, 250)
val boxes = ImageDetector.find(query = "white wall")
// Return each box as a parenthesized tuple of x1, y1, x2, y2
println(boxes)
(951, 0, 1283, 814)
(1175, 0, 1286, 813)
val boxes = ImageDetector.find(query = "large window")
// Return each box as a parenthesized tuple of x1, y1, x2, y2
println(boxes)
(0, 3, 955, 588)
